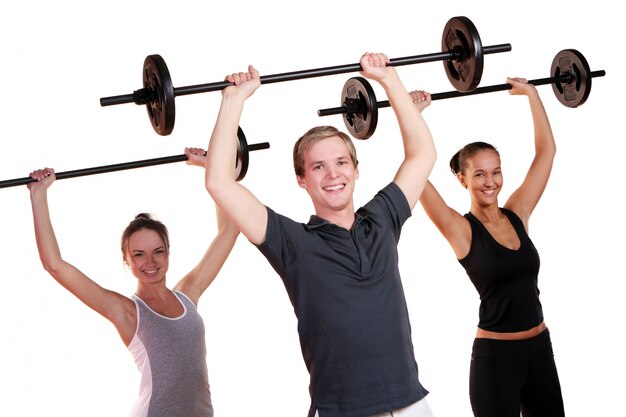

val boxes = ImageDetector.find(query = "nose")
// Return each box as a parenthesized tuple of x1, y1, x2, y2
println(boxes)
(145, 253, 156, 266)
(327, 165, 339, 178)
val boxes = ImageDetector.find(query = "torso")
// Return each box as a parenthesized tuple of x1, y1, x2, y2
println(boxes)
(476, 213, 521, 250)
(471, 210, 543, 340)
(129, 290, 213, 417)
(135, 288, 185, 318)
(257, 183, 428, 417)
(459, 209, 546, 340)
(476, 321, 547, 340)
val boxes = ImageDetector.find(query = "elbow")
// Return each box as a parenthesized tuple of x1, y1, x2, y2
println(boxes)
(204, 169, 221, 197)
(426, 144, 437, 171)
(218, 224, 240, 242)
(205, 171, 231, 206)
(205, 162, 238, 200)
(41, 257, 64, 276)
(204, 176, 217, 197)
(540, 141, 557, 160)
(204, 175, 220, 199)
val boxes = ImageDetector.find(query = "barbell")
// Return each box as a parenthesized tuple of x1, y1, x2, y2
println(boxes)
(0, 128, 269, 189)
(317, 49, 605, 139)
(99, 16, 511, 136)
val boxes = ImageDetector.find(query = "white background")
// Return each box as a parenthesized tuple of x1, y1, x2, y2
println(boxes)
(0, 1, 623, 416)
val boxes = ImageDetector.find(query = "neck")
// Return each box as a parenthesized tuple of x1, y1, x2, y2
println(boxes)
(315, 206, 356, 230)
(470, 203, 503, 223)
(136, 282, 170, 300)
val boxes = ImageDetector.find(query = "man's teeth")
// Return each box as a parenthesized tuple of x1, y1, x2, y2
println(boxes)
(324, 184, 345, 191)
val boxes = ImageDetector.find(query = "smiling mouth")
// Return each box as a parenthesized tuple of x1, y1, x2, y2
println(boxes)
(143, 268, 158, 274)
(323, 184, 345, 191)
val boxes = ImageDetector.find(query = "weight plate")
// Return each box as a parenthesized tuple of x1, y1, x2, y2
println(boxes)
(550, 49, 592, 108)
(442, 16, 483, 92)
(235, 126, 249, 181)
(143, 55, 175, 136)
(341, 77, 378, 140)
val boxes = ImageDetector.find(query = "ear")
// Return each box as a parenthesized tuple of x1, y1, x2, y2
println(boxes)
(354, 166, 360, 180)
(456, 172, 467, 189)
(297, 175, 307, 190)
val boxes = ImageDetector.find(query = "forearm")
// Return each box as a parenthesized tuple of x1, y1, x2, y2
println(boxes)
(176, 224, 239, 301)
(30, 189, 64, 273)
(205, 94, 246, 193)
(528, 91, 556, 156)
(206, 226, 239, 274)
(380, 73, 436, 207)
(505, 87, 556, 220)
(382, 73, 436, 166)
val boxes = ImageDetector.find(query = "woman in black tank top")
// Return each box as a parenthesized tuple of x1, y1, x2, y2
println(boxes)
(415, 78, 565, 417)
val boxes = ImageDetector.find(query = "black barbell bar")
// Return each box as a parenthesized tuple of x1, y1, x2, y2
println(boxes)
(0, 128, 269, 189)
(99, 16, 511, 136)
(318, 49, 605, 139)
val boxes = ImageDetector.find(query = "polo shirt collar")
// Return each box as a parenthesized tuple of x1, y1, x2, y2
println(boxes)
(307, 213, 364, 230)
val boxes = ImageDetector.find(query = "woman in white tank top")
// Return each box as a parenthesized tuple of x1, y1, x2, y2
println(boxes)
(28, 147, 239, 417)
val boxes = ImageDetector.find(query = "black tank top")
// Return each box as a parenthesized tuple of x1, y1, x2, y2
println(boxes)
(459, 208, 543, 332)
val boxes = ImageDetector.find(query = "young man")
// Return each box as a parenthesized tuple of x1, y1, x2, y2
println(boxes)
(205, 52, 436, 417)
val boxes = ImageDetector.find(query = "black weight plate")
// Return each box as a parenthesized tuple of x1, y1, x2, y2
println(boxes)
(235, 126, 249, 181)
(442, 16, 483, 92)
(550, 49, 592, 108)
(143, 55, 175, 136)
(341, 77, 378, 140)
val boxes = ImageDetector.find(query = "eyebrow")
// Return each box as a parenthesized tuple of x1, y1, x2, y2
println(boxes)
(310, 155, 350, 166)
(472, 165, 501, 172)
(132, 245, 166, 253)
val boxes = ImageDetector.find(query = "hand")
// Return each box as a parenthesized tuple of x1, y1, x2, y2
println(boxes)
(409, 90, 431, 112)
(359, 52, 393, 83)
(185, 147, 207, 168)
(223, 65, 261, 100)
(27, 167, 55, 191)
(507, 77, 537, 96)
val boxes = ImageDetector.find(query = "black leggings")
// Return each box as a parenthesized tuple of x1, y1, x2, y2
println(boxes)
(469, 329, 565, 417)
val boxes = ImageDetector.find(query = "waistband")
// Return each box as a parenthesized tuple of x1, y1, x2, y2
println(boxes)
(472, 328, 553, 357)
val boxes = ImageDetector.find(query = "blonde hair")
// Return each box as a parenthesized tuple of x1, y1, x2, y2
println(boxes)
(292, 126, 358, 177)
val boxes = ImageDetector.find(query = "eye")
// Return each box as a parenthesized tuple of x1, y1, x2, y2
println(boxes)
(133, 253, 143, 258)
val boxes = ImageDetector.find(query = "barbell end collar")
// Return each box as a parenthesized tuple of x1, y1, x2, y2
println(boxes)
(318, 107, 347, 117)
(248, 142, 271, 151)
(100, 87, 155, 106)
(100, 93, 137, 107)
(483, 43, 512, 55)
